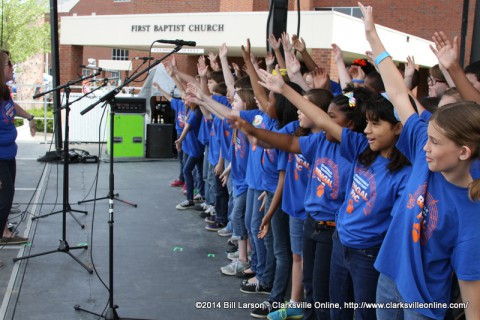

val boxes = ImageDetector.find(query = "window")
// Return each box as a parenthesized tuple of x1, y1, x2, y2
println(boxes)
(112, 48, 129, 61)
(314, 7, 362, 19)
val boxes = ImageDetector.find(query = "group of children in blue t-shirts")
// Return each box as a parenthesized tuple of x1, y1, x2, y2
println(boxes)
(155, 4, 480, 319)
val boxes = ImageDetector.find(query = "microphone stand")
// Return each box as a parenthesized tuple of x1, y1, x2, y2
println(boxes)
(13, 72, 101, 273)
(33, 79, 111, 226)
(74, 44, 183, 320)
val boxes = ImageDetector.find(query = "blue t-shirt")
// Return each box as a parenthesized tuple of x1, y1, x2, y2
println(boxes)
(169, 98, 186, 136)
(198, 116, 212, 146)
(212, 95, 233, 162)
(240, 110, 272, 190)
(337, 129, 412, 249)
(374, 114, 480, 319)
(299, 131, 351, 221)
(0, 97, 17, 160)
(182, 108, 204, 158)
(260, 118, 280, 193)
(220, 118, 233, 162)
(230, 129, 249, 197)
(329, 80, 343, 97)
(208, 115, 221, 166)
(280, 121, 309, 220)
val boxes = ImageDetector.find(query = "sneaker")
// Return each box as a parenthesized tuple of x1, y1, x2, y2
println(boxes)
(199, 210, 211, 219)
(267, 305, 304, 320)
(193, 194, 205, 203)
(251, 301, 278, 319)
(175, 200, 195, 210)
(226, 239, 238, 253)
(205, 222, 225, 231)
(240, 281, 272, 295)
(0, 235, 29, 245)
(217, 227, 233, 237)
(236, 269, 256, 279)
(227, 251, 239, 261)
(204, 215, 216, 224)
(195, 202, 209, 211)
(220, 259, 249, 276)
(170, 179, 184, 187)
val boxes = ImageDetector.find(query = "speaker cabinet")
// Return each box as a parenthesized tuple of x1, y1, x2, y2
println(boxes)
(106, 114, 145, 158)
(146, 124, 173, 158)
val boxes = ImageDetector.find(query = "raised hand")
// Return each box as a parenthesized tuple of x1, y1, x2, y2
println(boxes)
(241, 39, 252, 62)
(257, 65, 287, 94)
(404, 55, 416, 78)
(292, 34, 306, 52)
(208, 52, 218, 63)
(265, 51, 275, 67)
(358, 2, 376, 36)
(312, 68, 330, 89)
(331, 43, 344, 63)
(232, 62, 242, 77)
(281, 32, 292, 51)
(164, 61, 174, 76)
(186, 82, 205, 100)
(197, 55, 208, 77)
(285, 50, 301, 75)
(268, 33, 281, 50)
(230, 115, 255, 135)
(430, 31, 459, 70)
(219, 43, 228, 59)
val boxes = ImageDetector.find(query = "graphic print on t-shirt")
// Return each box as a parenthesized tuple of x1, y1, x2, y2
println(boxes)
(312, 158, 339, 199)
(292, 154, 310, 181)
(346, 166, 376, 215)
(407, 182, 439, 245)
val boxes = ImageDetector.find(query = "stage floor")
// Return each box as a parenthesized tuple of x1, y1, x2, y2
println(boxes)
(0, 140, 267, 319)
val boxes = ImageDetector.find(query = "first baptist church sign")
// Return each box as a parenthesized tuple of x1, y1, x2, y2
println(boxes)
(131, 24, 225, 32)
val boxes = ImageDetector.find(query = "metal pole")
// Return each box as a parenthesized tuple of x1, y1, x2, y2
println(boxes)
(50, 0, 62, 151)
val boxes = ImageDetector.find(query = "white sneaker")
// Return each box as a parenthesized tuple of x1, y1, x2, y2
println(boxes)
(220, 259, 249, 276)
(175, 200, 195, 210)
(227, 251, 239, 261)
(217, 227, 233, 237)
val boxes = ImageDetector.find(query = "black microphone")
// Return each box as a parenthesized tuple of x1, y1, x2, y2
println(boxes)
(155, 39, 196, 47)
(80, 65, 103, 71)
(134, 56, 154, 61)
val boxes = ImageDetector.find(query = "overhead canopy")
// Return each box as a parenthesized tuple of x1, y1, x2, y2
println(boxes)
(61, 10, 438, 67)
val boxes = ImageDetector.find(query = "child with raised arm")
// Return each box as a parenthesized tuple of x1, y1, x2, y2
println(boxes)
(359, 3, 480, 320)
(254, 65, 412, 319)
(233, 87, 369, 320)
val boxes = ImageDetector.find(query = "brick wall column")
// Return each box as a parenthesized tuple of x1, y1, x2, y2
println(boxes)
(59, 45, 83, 85)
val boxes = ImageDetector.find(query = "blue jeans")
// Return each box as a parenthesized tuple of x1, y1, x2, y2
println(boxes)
(289, 216, 304, 256)
(226, 159, 234, 232)
(232, 191, 248, 239)
(178, 148, 185, 182)
(214, 171, 228, 225)
(183, 154, 204, 201)
(266, 191, 292, 302)
(376, 274, 434, 320)
(0, 159, 16, 238)
(203, 146, 215, 205)
(330, 231, 380, 320)
(303, 214, 334, 320)
(183, 151, 203, 196)
(245, 188, 264, 275)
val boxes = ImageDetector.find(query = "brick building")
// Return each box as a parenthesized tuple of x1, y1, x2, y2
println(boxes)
(58, 0, 475, 94)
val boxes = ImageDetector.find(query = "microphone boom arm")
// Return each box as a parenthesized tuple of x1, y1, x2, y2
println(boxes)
(80, 44, 183, 115)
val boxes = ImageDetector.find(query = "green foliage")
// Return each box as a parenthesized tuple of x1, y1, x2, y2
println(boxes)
(14, 105, 54, 133)
(1, 0, 50, 63)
